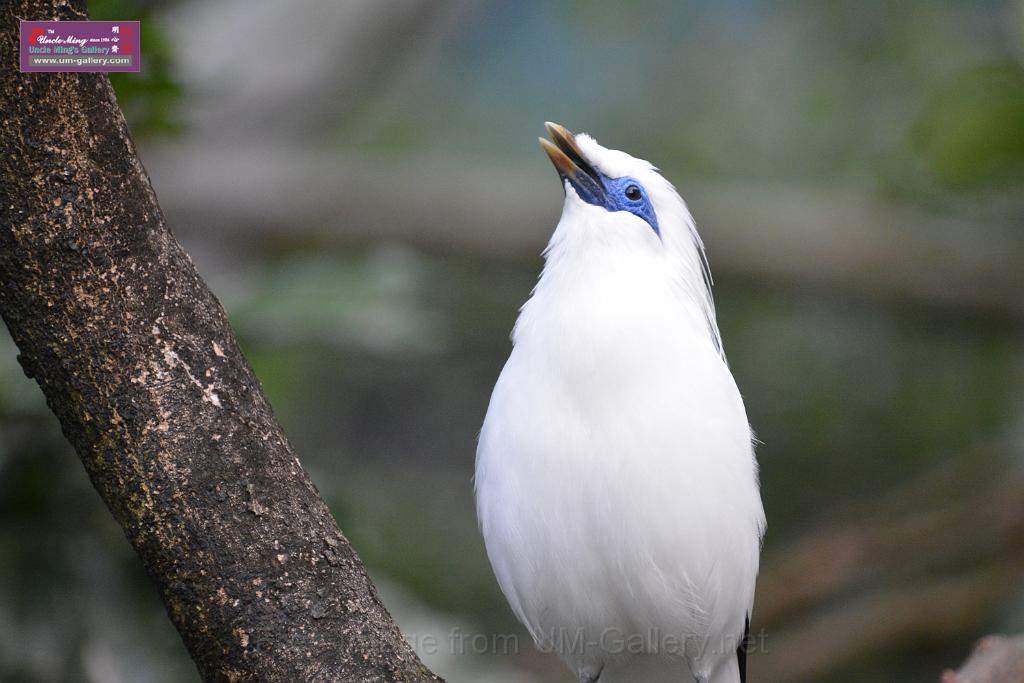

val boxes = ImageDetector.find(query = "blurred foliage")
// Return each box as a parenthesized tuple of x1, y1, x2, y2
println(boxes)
(350, 0, 1024, 212)
(90, 0, 182, 136)
(911, 60, 1024, 190)
(4, 1, 1024, 681)
(1, 241, 1021, 681)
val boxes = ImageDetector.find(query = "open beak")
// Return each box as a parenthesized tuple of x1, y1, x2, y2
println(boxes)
(539, 122, 607, 205)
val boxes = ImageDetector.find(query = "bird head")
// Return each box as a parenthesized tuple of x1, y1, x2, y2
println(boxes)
(540, 121, 664, 237)
(538, 122, 702, 256)
(536, 123, 723, 355)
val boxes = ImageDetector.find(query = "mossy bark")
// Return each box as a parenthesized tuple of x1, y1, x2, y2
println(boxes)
(0, 1, 442, 681)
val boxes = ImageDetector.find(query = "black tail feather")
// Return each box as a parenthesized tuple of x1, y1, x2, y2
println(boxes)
(737, 615, 749, 683)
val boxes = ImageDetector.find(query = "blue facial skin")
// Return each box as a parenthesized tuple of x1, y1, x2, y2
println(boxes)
(561, 170, 660, 236)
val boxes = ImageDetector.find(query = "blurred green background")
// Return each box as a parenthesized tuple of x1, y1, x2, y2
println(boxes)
(2, 1, 1023, 681)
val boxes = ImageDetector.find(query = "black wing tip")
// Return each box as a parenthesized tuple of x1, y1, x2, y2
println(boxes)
(737, 615, 750, 683)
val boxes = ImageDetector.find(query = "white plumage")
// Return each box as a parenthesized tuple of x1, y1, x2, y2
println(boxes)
(475, 125, 765, 683)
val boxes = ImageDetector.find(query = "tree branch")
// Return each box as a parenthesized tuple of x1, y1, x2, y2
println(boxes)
(943, 636, 1024, 683)
(0, 1, 441, 681)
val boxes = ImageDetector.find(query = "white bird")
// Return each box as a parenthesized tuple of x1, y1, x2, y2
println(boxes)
(475, 123, 766, 683)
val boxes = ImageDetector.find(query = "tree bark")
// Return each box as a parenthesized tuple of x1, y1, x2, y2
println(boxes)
(0, 1, 442, 681)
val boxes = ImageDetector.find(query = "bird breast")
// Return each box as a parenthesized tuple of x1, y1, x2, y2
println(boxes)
(476, 253, 763, 668)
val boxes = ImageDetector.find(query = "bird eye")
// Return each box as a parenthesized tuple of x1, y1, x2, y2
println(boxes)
(625, 185, 642, 201)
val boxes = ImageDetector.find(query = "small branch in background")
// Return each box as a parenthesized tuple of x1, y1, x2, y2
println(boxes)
(943, 635, 1024, 683)
(750, 449, 1024, 682)
(754, 561, 1022, 682)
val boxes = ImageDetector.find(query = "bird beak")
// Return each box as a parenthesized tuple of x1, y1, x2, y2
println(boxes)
(539, 122, 607, 204)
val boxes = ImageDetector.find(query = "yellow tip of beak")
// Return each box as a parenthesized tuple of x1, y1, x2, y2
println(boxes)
(543, 122, 584, 160)
(539, 122, 607, 204)
(539, 122, 590, 177)
(539, 137, 576, 176)
(544, 121, 571, 140)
